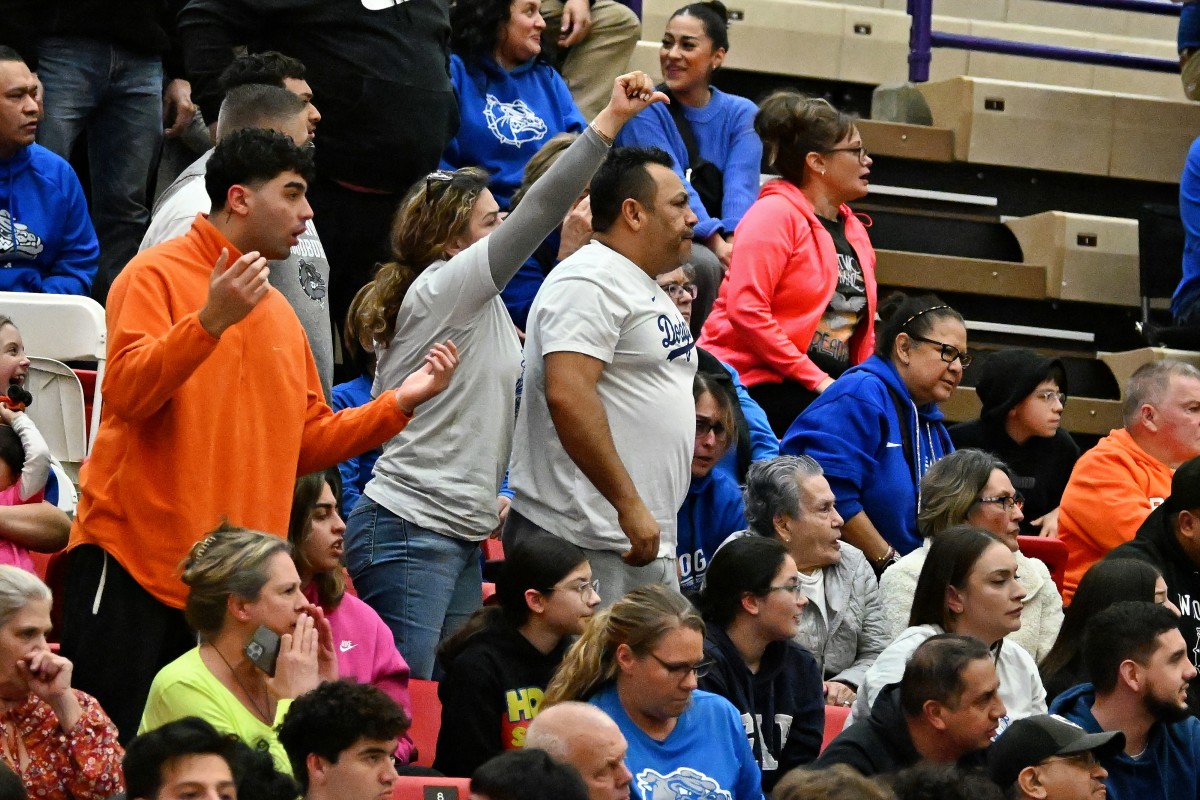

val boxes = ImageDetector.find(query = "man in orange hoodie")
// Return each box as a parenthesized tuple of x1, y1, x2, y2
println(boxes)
(58, 129, 459, 740)
(1059, 360, 1200, 603)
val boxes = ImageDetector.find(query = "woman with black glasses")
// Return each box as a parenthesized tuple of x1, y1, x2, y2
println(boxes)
(696, 537, 824, 792)
(878, 449, 1063, 661)
(544, 584, 762, 800)
(781, 294, 966, 571)
(699, 90, 878, 436)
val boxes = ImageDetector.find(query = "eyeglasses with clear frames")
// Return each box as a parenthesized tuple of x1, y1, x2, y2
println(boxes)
(1035, 389, 1067, 405)
(907, 334, 973, 368)
(767, 581, 805, 600)
(1040, 752, 1101, 771)
(648, 652, 714, 679)
(661, 283, 698, 300)
(822, 145, 870, 164)
(976, 492, 1025, 512)
(545, 579, 600, 599)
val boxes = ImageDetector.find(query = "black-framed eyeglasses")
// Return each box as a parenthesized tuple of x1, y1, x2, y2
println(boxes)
(822, 145, 870, 164)
(648, 652, 714, 679)
(695, 418, 729, 441)
(424, 170, 456, 205)
(1034, 389, 1067, 406)
(661, 283, 698, 300)
(908, 334, 973, 368)
(544, 579, 600, 599)
(766, 581, 805, 600)
(976, 492, 1025, 512)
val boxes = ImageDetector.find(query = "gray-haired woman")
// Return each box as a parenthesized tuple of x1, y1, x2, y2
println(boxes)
(740, 455, 888, 707)
(0, 565, 122, 800)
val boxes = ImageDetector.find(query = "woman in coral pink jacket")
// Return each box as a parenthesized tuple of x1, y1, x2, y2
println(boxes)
(289, 469, 415, 763)
(699, 91, 878, 436)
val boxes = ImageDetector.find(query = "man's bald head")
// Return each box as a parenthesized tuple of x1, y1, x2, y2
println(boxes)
(527, 704, 632, 800)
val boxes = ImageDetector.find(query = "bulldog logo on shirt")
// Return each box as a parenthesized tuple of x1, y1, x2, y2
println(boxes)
(484, 95, 548, 147)
(0, 210, 43, 261)
(635, 767, 730, 800)
(298, 259, 327, 303)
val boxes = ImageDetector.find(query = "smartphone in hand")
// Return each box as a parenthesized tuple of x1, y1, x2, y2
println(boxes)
(244, 626, 281, 677)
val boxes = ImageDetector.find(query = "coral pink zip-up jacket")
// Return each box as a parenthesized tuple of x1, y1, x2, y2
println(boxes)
(699, 179, 877, 390)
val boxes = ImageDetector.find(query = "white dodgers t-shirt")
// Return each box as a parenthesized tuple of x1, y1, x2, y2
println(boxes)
(509, 241, 697, 556)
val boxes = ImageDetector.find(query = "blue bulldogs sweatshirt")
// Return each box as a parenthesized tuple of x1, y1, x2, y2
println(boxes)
(441, 54, 586, 209)
(0, 144, 98, 295)
(780, 355, 953, 555)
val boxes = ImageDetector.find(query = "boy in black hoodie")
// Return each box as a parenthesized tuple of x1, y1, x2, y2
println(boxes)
(950, 349, 1080, 537)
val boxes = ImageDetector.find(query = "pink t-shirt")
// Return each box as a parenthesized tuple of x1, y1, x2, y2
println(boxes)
(0, 484, 41, 573)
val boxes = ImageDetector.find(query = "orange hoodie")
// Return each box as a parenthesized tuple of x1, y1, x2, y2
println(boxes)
(69, 216, 411, 608)
(1058, 428, 1173, 603)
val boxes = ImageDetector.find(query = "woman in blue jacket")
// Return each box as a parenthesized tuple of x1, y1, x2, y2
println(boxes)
(781, 294, 966, 572)
(442, 0, 587, 208)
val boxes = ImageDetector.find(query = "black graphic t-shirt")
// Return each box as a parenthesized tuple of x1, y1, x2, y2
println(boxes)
(808, 214, 866, 378)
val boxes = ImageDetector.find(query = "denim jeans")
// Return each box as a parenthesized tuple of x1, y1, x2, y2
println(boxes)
(345, 498, 482, 679)
(36, 37, 163, 304)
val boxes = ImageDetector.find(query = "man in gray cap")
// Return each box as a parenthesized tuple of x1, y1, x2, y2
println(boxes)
(1108, 453, 1200, 717)
(988, 714, 1123, 800)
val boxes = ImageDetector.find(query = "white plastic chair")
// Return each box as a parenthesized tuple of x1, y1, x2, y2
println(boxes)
(24, 357, 87, 484)
(0, 292, 105, 454)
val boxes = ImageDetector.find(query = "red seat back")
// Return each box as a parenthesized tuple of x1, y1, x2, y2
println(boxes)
(1017, 535, 1068, 596)
(408, 679, 442, 768)
(822, 704, 850, 752)
(392, 775, 471, 800)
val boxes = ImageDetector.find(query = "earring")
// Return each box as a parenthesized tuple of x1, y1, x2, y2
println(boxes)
(819, 169, 825, 175)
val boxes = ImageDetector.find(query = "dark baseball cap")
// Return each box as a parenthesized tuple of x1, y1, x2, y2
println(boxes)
(987, 715, 1125, 790)
(1166, 455, 1200, 513)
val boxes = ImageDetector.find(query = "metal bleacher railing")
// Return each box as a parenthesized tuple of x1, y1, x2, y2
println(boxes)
(907, 0, 1182, 82)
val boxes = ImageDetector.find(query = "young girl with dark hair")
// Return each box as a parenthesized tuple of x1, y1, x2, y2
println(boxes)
(696, 536, 824, 790)
(432, 537, 599, 777)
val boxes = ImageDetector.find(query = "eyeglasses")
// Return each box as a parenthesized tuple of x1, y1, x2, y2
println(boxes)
(544, 579, 600, 599)
(908, 334, 973, 368)
(648, 652, 714, 679)
(660, 282, 698, 300)
(696, 418, 729, 441)
(766, 581, 805, 600)
(424, 170, 456, 205)
(822, 145, 870, 164)
(1034, 389, 1067, 406)
(976, 492, 1025, 512)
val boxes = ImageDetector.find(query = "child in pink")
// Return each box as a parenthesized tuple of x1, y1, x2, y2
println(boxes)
(0, 404, 51, 572)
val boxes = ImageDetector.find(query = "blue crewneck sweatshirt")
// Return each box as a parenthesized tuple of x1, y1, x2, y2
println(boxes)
(0, 144, 98, 295)
(614, 87, 761, 241)
(441, 54, 586, 209)
(779, 355, 953, 554)
(1051, 683, 1200, 800)
(676, 468, 746, 593)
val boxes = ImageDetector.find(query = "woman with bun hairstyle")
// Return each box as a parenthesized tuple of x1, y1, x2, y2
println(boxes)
(781, 294, 963, 570)
(699, 90, 877, 434)
(432, 536, 599, 777)
(615, 0, 762, 332)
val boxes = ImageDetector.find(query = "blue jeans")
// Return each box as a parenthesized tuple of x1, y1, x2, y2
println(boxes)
(36, 37, 163, 303)
(344, 499, 482, 679)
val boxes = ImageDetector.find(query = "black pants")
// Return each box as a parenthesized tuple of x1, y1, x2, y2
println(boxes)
(59, 545, 196, 743)
(306, 176, 402, 356)
(747, 380, 820, 439)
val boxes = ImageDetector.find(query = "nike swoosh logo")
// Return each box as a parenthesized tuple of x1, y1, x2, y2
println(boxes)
(339, 641, 358, 653)
(361, 0, 409, 8)
(885, 442, 902, 448)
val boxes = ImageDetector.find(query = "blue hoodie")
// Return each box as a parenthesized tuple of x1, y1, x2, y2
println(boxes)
(1051, 683, 1200, 800)
(677, 469, 746, 594)
(441, 54, 586, 209)
(779, 355, 953, 555)
(0, 144, 98, 295)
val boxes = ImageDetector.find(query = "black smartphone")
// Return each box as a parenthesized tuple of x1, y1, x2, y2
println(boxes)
(244, 625, 281, 677)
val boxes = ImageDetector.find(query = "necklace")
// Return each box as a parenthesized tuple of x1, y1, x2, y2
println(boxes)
(208, 643, 272, 724)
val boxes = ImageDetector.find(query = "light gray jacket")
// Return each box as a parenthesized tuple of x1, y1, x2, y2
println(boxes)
(792, 543, 889, 688)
